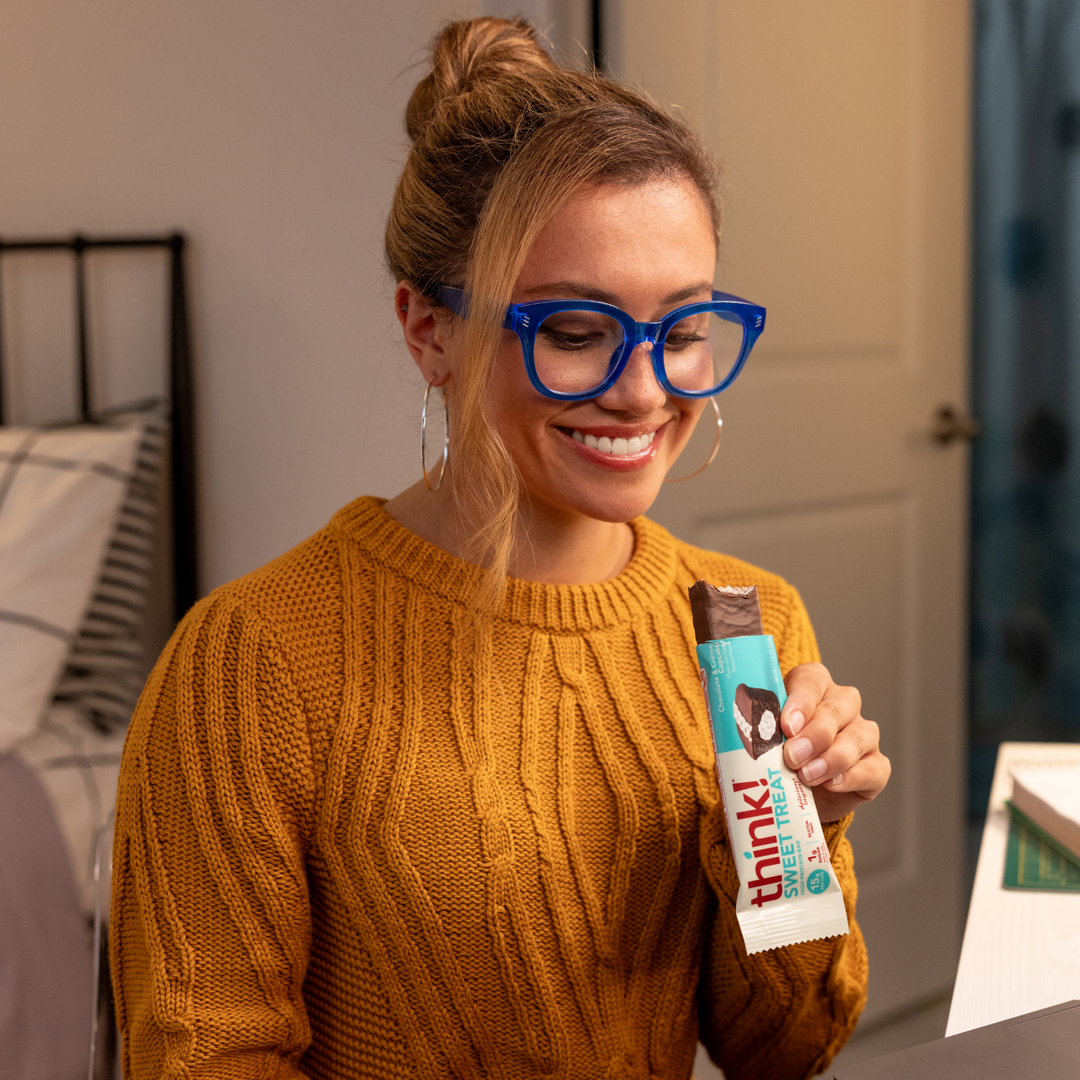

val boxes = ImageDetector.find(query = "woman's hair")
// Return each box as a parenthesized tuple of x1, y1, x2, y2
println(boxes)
(385, 17, 720, 612)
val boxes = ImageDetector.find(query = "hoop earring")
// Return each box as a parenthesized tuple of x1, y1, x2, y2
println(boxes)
(663, 397, 721, 484)
(421, 382, 450, 491)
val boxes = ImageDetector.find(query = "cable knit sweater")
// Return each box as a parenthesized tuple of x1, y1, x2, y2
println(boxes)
(111, 496, 867, 1080)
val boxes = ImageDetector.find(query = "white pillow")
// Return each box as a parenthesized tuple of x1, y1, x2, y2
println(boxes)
(0, 425, 142, 752)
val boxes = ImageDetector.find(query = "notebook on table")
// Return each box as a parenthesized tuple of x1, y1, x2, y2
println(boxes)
(1009, 763, 1080, 861)
(1003, 807, 1080, 890)
(832, 1000, 1080, 1079)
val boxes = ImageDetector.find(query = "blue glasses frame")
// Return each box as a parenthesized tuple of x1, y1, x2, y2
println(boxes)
(435, 285, 766, 401)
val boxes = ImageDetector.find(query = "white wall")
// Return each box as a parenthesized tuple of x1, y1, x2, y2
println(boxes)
(0, 0, 585, 593)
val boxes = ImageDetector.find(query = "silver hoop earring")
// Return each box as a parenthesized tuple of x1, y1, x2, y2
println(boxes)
(663, 397, 721, 484)
(421, 382, 450, 491)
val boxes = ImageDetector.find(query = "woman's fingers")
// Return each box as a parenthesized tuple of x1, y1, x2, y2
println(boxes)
(779, 661, 831, 740)
(813, 718, 885, 791)
(779, 662, 890, 821)
(823, 738, 891, 796)
(814, 740, 892, 821)
(794, 714, 879, 785)
(781, 664, 862, 779)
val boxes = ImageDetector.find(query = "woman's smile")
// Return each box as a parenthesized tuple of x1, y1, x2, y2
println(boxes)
(559, 422, 664, 468)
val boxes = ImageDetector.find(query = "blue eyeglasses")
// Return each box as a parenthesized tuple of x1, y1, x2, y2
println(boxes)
(436, 285, 766, 401)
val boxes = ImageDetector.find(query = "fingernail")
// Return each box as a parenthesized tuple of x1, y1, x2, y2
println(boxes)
(787, 738, 812, 766)
(801, 758, 827, 783)
(787, 709, 805, 736)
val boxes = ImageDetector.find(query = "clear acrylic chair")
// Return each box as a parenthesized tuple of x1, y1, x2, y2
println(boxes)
(88, 808, 118, 1080)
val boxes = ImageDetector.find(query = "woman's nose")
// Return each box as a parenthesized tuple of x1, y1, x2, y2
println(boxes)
(595, 341, 667, 414)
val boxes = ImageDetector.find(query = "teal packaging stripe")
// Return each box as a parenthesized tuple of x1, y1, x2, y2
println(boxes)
(696, 635, 787, 754)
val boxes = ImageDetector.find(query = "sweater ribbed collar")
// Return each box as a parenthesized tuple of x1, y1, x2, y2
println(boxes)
(328, 496, 678, 633)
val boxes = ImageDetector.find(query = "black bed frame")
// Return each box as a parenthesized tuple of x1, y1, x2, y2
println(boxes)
(0, 232, 198, 620)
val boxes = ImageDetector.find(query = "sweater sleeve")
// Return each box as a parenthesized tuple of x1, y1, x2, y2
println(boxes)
(696, 580, 868, 1080)
(110, 593, 317, 1079)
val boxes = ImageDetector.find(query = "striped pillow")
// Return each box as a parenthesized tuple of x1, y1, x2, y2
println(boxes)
(51, 415, 165, 733)
(0, 423, 151, 751)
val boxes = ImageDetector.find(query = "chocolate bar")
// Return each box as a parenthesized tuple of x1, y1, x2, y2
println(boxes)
(688, 581, 763, 644)
(689, 576, 849, 952)
(734, 683, 783, 760)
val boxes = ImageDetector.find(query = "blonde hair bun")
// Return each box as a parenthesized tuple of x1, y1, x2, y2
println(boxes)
(406, 18, 557, 141)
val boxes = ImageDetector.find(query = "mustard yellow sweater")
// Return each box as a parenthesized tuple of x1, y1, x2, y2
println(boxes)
(111, 496, 866, 1080)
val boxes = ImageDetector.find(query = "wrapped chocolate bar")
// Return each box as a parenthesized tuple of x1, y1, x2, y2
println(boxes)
(690, 580, 849, 954)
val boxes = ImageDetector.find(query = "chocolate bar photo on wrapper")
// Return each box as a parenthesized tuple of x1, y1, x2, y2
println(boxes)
(689, 579, 849, 954)
(734, 683, 783, 760)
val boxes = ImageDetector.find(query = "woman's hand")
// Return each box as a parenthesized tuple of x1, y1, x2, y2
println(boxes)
(780, 663, 890, 822)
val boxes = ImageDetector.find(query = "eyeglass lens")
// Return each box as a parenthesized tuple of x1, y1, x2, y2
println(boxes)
(533, 309, 746, 395)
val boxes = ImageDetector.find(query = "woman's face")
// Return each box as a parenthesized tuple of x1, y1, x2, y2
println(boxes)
(473, 176, 718, 527)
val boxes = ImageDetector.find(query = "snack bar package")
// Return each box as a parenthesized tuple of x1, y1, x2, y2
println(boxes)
(690, 579, 849, 954)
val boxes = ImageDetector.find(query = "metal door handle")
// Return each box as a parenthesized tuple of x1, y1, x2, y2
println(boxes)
(932, 405, 981, 445)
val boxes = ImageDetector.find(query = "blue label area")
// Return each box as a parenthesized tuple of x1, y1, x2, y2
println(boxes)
(806, 869, 831, 894)
(696, 635, 787, 755)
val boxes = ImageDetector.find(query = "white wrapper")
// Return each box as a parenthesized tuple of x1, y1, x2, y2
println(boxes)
(697, 634, 849, 954)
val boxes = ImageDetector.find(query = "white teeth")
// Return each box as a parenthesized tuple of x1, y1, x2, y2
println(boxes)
(571, 429, 656, 455)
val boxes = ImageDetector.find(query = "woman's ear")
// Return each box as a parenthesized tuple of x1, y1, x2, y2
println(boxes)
(396, 282, 452, 388)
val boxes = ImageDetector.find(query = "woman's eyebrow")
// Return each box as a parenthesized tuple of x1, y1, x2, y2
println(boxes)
(519, 280, 715, 307)
(519, 280, 621, 304)
(661, 281, 715, 305)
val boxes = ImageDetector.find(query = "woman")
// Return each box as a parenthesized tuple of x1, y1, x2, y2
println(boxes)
(111, 18, 889, 1080)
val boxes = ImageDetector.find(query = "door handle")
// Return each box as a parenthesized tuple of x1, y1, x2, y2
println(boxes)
(931, 404, 982, 445)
